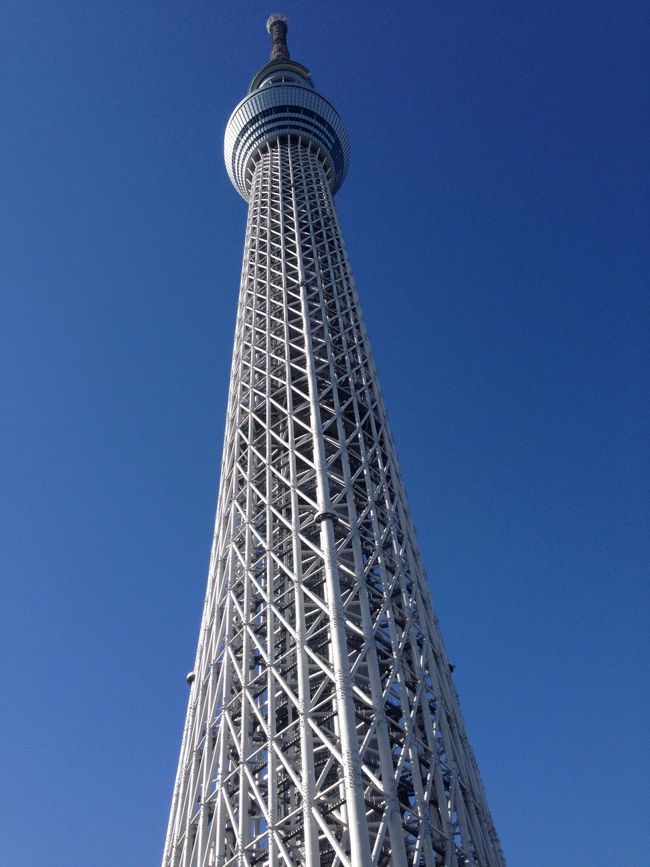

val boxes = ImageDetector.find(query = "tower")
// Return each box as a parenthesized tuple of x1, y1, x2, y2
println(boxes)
(163, 16, 504, 867)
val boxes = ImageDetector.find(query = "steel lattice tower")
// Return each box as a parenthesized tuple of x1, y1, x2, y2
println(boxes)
(163, 16, 505, 867)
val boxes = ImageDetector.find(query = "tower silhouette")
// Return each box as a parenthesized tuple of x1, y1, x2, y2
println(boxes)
(163, 16, 504, 867)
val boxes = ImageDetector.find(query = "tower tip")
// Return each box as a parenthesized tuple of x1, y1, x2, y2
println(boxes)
(266, 13, 288, 33)
(266, 14, 290, 61)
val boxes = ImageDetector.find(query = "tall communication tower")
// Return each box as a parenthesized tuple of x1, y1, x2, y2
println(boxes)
(163, 16, 505, 867)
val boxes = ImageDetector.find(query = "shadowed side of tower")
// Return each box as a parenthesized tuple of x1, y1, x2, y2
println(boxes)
(163, 17, 505, 867)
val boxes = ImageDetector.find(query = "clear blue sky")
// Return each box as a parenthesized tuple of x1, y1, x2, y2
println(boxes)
(2, 2, 648, 865)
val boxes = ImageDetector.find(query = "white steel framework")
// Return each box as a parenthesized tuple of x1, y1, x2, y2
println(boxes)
(163, 17, 504, 867)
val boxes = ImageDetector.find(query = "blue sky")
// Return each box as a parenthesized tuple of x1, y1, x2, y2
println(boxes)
(2, 2, 648, 865)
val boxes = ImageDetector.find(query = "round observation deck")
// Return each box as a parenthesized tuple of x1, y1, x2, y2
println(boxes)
(224, 17, 350, 201)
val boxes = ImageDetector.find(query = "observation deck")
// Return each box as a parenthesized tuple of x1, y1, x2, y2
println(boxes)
(224, 15, 350, 201)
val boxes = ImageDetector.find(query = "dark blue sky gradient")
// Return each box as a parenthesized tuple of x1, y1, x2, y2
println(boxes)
(2, 2, 649, 865)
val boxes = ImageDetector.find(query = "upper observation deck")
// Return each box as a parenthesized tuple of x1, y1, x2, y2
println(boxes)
(224, 15, 350, 201)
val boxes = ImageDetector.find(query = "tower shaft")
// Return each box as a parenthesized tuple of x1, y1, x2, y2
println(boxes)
(164, 20, 504, 867)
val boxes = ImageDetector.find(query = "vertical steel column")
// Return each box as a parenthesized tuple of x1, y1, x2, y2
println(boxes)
(289, 146, 372, 864)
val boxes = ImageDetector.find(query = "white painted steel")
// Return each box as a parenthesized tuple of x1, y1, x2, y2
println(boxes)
(163, 31, 505, 867)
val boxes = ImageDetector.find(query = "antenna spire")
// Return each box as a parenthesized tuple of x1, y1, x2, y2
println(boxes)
(267, 14, 290, 61)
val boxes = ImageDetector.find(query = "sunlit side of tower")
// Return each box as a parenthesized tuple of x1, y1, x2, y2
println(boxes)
(163, 16, 505, 867)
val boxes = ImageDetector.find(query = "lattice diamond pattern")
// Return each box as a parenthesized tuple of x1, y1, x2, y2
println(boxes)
(163, 138, 505, 867)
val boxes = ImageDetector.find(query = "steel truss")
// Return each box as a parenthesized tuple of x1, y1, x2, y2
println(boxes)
(163, 134, 504, 867)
